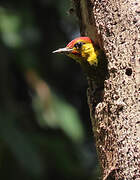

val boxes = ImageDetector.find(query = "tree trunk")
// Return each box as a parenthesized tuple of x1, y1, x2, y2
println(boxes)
(73, 0, 140, 179)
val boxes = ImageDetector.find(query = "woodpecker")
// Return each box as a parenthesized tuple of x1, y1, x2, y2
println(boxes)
(53, 37, 99, 65)
(53, 37, 107, 82)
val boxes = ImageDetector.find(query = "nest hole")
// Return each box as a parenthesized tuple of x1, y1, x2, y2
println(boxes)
(125, 68, 132, 76)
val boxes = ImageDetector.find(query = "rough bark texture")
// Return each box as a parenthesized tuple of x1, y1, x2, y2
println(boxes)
(73, 0, 140, 179)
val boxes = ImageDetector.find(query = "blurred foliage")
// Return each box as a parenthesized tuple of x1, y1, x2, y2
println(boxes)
(0, 0, 99, 180)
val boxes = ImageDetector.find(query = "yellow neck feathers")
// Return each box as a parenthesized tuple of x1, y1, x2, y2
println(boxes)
(67, 42, 99, 66)
(81, 43, 99, 66)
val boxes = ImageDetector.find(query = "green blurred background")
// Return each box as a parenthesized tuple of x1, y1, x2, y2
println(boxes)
(0, 0, 99, 179)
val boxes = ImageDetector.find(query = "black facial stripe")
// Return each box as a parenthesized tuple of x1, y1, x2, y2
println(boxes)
(72, 51, 81, 56)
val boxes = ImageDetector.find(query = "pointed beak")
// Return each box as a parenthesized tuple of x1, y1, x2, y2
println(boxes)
(52, 47, 73, 54)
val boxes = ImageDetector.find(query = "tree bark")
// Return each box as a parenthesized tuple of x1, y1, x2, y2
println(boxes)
(73, 0, 140, 179)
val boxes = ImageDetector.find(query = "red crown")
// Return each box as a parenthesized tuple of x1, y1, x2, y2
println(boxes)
(66, 37, 92, 48)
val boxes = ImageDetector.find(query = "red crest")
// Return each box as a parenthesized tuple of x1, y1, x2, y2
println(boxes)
(66, 37, 92, 48)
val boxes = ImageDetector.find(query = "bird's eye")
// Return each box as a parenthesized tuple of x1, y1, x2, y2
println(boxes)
(74, 42, 84, 49)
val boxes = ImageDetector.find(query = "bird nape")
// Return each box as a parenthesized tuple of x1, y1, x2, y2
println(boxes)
(53, 37, 108, 84)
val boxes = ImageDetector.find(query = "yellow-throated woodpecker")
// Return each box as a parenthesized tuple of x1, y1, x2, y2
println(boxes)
(53, 37, 98, 66)
(53, 37, 107, 82)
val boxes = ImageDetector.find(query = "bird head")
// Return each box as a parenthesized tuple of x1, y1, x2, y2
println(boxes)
(53, 37, 99, 66)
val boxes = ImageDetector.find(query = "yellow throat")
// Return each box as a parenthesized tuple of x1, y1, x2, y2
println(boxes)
(67, 41, 99, 66)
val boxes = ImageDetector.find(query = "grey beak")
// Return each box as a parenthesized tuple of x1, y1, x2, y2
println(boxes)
(52, 47, 73, 54)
